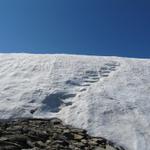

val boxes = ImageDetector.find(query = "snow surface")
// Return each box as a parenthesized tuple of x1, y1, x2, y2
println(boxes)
(0, 53, 150, 150)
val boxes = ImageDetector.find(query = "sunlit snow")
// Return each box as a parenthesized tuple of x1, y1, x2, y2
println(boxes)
(0, 53, 150, 150)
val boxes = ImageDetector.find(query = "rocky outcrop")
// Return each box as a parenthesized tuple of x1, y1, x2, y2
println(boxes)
(0, 118, 125, 150)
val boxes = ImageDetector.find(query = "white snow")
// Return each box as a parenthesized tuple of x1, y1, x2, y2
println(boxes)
(0, 53, 150, 150)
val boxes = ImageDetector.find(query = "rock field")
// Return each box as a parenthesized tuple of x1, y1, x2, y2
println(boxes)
(0, 118, 125, 150)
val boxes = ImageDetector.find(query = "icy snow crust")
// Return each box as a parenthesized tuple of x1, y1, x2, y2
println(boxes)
(0, 53, 150, 150)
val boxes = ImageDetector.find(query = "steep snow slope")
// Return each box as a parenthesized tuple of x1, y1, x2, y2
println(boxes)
(0, 53, 150, 150)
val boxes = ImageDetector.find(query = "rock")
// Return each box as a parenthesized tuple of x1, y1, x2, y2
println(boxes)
(74, 133, 84, 140)
(88, 139, 98, 146)
(70, 128, 87, 134)
(52, 139, 69, 147)
(50, 118, 62, 125)
(26, 140, 35, 148)
(62, 131, 74, 140)
(35, 141, 45, 148)
(0, 118, 125, 150)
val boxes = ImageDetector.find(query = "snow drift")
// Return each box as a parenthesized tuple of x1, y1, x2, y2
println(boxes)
(0, 53, 150, 150)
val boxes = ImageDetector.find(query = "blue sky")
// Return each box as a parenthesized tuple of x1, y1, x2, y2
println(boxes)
(0, 0, 150, 58)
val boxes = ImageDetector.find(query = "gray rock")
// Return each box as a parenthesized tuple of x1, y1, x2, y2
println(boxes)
(0, 118, 125, 150)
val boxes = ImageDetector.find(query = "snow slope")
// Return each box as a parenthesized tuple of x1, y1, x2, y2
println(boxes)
(0, 53, 150, 150)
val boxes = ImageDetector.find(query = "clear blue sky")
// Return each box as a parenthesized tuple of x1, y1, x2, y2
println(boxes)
(0, 0, 150, 58)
